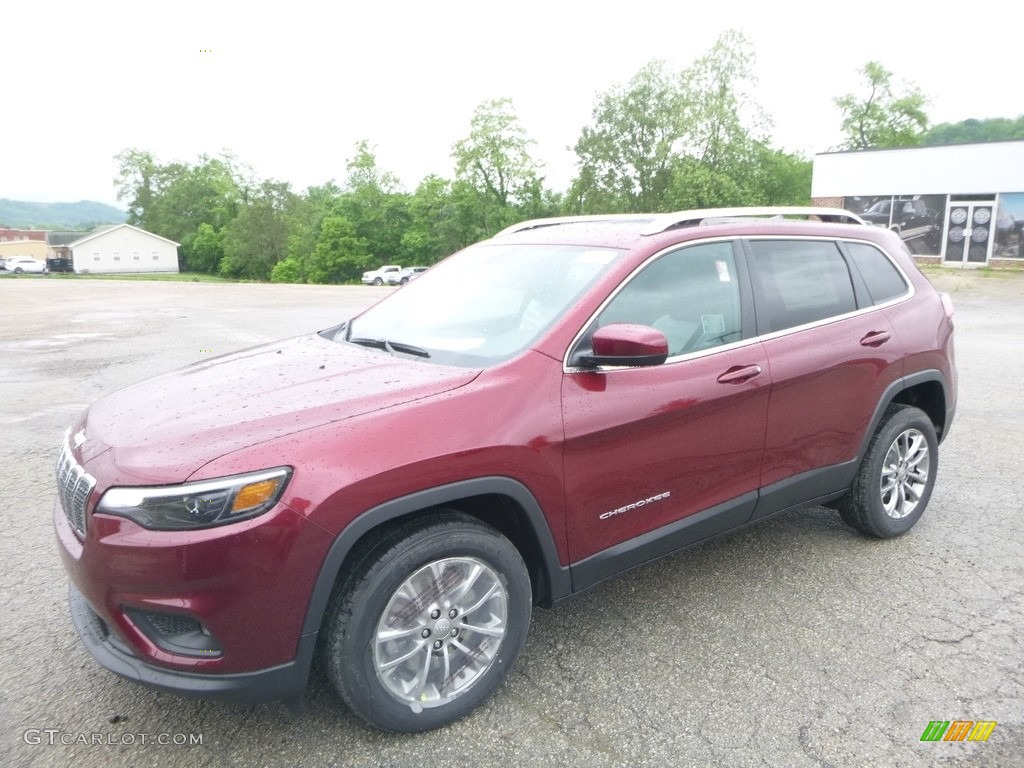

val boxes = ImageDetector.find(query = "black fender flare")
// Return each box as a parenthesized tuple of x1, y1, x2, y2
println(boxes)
(859, 369, 950, 461)
(299, 476, 572, 637)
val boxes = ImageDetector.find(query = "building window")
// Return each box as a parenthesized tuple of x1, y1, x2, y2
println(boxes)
(113, 251, 121, 261)
(93, 252, 101, 261)
(152, 251, 160, 261)
(132, 251, 140, 261)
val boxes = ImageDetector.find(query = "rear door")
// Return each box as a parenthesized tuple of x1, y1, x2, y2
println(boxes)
(744, 237, 904, 519)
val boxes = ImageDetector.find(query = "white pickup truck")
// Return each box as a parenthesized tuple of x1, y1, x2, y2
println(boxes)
(360, 265, 401, 286)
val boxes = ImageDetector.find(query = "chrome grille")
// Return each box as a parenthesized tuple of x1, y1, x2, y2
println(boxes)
(56, 441, 96, 538)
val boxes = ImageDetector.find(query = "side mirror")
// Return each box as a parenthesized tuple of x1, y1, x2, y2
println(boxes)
(575, 323, 669, 368)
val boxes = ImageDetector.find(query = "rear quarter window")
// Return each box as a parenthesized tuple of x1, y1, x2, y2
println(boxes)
(844, 241, 909, 305)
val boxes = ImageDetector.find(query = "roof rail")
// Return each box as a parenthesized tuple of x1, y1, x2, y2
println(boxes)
(493, 207, 866, 239)
(493, 214, 661, 237)
(641, 206, 866, 234)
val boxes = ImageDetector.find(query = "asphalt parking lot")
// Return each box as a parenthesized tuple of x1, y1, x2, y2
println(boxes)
(1, 271, 1022, 767)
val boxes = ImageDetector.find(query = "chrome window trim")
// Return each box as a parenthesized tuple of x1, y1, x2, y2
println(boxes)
(562, 234, 914, 374)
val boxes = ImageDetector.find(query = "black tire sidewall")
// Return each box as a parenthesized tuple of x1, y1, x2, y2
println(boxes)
(330, 522, 531, 732)
(859, 406, 938, 537)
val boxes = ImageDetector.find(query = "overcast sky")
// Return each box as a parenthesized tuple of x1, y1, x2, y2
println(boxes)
(5, 0, 1024, 208)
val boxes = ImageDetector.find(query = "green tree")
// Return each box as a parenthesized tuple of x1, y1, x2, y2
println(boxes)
(188, 223, 224, 273)
(285, 182, 341, 274)
(305, 214, 371, 284)
(569, 60, 687, 213)
(400, 175, 470, 265)
(922, 114, 1024, 145)
(270, 257, 303, 283)
(834, 61, 929, 149)
(745, 146, 812, 205)
(679, 30, 768, 168)
(219, 180, 296, 280)
(452, 98, 545, 235)
(570, 31, 772, 213)
(665, 31, 772, 209)
(336, 141, 411, 268)
(114, 148, 159, 225)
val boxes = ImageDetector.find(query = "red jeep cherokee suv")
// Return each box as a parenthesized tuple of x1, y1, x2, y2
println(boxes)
(54, 208, 957, 732)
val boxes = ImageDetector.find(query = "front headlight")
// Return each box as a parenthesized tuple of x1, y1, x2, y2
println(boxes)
(97, 468, 291, 530)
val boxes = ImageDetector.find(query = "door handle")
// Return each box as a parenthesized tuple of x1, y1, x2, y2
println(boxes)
(860, 331, 891, 347)
(717, 365, 762, 384)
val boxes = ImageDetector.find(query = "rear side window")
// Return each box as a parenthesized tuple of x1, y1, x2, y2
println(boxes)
(748, 240, 856, 333)
(844, 242, 909, 305)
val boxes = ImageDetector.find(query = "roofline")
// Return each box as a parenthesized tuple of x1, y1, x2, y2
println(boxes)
(815, 138, 1024, 157)
(65, 223, 180, 249)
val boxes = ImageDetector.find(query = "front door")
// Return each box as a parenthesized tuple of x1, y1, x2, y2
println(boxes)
(561, 241, 770, 566)
(943, 202, 995, 264)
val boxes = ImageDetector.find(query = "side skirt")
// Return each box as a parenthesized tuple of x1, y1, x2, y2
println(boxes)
(568, 461, 856, 596)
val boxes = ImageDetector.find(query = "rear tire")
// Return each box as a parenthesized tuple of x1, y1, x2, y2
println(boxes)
(838, 404, 938, 538)
(323, 512, 531, 732)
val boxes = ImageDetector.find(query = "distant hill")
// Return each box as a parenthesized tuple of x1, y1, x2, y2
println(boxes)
(0, 199, 128, 229)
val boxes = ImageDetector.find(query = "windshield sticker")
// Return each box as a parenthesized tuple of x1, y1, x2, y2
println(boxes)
(715, 260, 732, 282)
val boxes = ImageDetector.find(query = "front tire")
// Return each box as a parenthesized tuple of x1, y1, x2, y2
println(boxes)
(323, 512, 531, 732)
(373, 277, 383, 286)
(838, 404, 938, 538)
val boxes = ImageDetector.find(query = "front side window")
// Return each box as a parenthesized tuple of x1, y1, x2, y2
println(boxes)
(748, 240, 857, 333)
(593, 242, 743, 357)
(346, 243, 624, 367)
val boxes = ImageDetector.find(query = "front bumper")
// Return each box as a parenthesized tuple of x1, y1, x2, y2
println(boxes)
(69, 583, 317, 705)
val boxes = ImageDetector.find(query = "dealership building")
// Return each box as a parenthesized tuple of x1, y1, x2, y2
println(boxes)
(811, 140, 1024, 268)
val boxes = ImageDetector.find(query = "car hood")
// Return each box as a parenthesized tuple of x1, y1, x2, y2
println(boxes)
(77, 334, 480, 485)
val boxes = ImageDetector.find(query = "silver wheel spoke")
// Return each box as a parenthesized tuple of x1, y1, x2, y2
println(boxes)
(377, 625, 425, 642)
(907, 468, 928, 484)
(412, 643, 432, 701)
(378, 639, 429, 671)
(447, 563, 484, 604)
(461, 581, 500, 616)
(902, 483, 921, 502)
(460, 622, 505, 638)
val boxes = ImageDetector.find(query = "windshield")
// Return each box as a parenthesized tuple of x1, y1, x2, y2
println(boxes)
(345, 242, 624, 367)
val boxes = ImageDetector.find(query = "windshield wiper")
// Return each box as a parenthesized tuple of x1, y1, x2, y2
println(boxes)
(348, 337, 431, 358)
